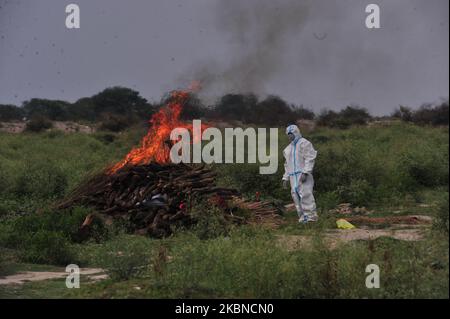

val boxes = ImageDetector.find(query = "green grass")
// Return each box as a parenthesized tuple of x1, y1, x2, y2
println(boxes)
(0, 123, 448, 298)
(0, 127, 146, 214)
(2, 229, 447, 299)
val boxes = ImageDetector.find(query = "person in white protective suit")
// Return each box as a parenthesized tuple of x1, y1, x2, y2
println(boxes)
(282, 124, 318, 223)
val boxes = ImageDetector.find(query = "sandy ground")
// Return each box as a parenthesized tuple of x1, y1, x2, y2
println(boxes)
(0, 121, 95, 133)
(277, 226, 427, 251)
(0, 268, 107, 285)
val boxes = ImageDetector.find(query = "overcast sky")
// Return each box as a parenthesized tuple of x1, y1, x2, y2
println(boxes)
(0, 0, 448, 115)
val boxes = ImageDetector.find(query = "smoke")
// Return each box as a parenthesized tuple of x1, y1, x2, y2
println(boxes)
(180, 0, 310, 96)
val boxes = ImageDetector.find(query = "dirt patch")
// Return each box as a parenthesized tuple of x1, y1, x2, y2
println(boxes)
(344, 215, 433, 225)
(52, 121, 95, 133)
(0, 121, 95, 134)
(0, 268, 106, 285)
(0, 122, 26, 133)
(277, 227, 426, 251)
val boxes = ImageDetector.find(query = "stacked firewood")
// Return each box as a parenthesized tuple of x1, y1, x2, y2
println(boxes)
(231, 198, 285, 229)
(58, 163, 282, 238)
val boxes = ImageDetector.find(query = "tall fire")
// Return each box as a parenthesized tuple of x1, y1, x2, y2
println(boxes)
(109, 90, 203, 173)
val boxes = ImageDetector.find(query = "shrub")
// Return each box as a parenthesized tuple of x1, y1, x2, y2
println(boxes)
(252, 95, 294, 126)
(340, 106, 371, 125)
(25, 116, 53, 132)
(0, 252, 5, 277)
(317, 106, 372, 128)
(19, 230, 76, 265)
(0, 162, 12, 196)
(400, 144, 449, 187)
(13, 161, 68, 199)
(212, 94, 315, 125)
(0, 207, 103, 250)
(93, 133, 117, 144)
(434, 196, 449, 234)
(96, 236, 152, 281)
(393, 102, 449, 126)
(292, 106, 315, 120)
(14, 87, 156, 123)
(91, 87, 150, 119)
(336, 179, 372, 207)
(0, 104, 25, 121)
(23, 99, 70, 121)
(178, 93, 207, 120)
(392, 105, 413, 122)
(190, 201, 230, 240)
(413, 102, 449, 126)
(213, 93, 257, 123)
(216, 161, 290, 202)
(99, 114, 132, 132)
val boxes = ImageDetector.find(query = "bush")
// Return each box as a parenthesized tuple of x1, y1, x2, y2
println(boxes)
(413, 102, 449, 126)
(93, 133, 117, 144)
(96, 236, 152, 281)
(400, 144, 449, 187)
(190, 201, 230, 240)
(293, 106, 315, 120)
(19, 230, 76, 265)
(213, 93, 257, 123)
(23, 99, 70, 121)
(318, 106, 372, 128)
(5, 87, 156, 123)
(25, 116, 53, 132)
(252, 95, 294, 126)
(336, 179, 372, 207)
(0, 210, 81, 265)
(393, 102, 449, 126)
(99, 114, 132, 132)
(392, 105, 413, 122)
(177, 93, 207, 120)
(91, 87, 151, 119)
(13, 161, 68, 199)
(217, 162, 289, 202)
(0, 252, 5, 277)
(0, 207, 113, 265)
(434, 196, 449, 234)
(0, 207, 104, 249)
(0, 162, 12, 196)
(212, 94, 315, 125)
(0, 104, 25, 121)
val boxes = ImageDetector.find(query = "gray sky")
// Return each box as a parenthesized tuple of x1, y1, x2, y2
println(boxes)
(0, 0, 448, 115)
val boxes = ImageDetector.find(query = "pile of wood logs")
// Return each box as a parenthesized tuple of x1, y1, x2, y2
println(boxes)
(57, 163, 283, 238)
(231, 198, 285, 229)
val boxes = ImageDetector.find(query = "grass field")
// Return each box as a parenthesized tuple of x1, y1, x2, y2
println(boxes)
(0, 123, 448, 298)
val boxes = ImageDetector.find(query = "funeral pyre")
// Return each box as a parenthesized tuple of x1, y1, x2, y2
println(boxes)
(57, 90, 283, 238)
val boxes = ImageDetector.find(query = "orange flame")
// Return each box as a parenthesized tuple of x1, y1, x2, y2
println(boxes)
(109, 88, 206, 174)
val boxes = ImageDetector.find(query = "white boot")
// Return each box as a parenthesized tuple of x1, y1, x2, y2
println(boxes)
(300, 212, 318, 223)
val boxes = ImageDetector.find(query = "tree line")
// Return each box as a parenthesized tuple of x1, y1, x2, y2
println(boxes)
(0, 86, 448, 131)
